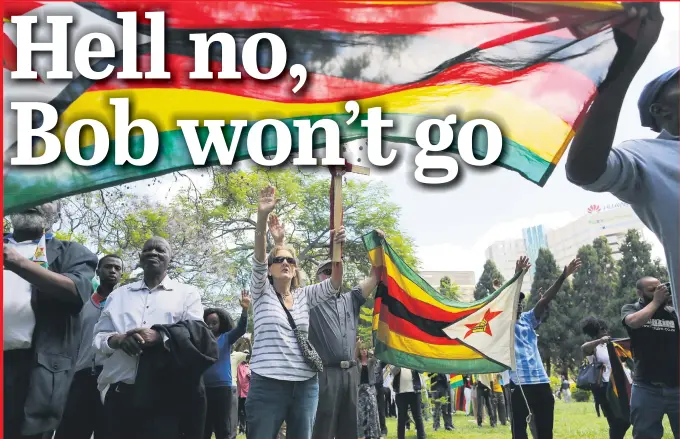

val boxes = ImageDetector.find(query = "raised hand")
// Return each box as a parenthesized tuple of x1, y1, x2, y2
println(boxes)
(258, 186, 278, 216)
(268, 215, 285, 244)
(515, 256, 531, 274)
(621, 3, 664, 69)
(3, 246, 24, 271)
(332, 226, 346, 245)
(653, 283, 670, 305)
(563, 258, 582, 277)
(240, 289, 251, 310)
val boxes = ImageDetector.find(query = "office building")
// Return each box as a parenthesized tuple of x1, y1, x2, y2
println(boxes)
(418, 270, 476, 302)
(484, 203, 649, 284)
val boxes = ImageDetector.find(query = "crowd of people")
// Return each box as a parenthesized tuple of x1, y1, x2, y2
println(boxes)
(3, 3, 679, 439)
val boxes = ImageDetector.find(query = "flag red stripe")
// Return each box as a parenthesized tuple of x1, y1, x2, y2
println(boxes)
(87, 54, 595, 126)
(379, 304, 462, 346)
(86, 1, 597, 39)
(383, 275, 478, 323)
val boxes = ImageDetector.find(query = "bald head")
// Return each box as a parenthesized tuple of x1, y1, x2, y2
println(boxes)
(636, 276, 661, 301)
(140, 236, 172, 276)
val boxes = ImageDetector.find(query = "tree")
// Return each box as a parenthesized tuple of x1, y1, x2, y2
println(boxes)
(49, 169, 418, 316)
(439, 276, 461, 301)
(474, 260, 505, 300)
(612, 229, 669, 331)
(571, 237, 620, 341)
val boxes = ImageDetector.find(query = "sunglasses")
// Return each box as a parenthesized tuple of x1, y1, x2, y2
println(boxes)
(320, 269, 332, 276)
(272, 256, 297, 265)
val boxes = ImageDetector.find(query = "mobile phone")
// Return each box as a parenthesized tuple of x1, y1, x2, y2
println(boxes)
(664, 282, 672, 294)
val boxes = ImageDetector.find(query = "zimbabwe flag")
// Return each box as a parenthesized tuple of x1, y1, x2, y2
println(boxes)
(606, 339, 634, 422)
(4, 1, 634, 213)
(363, 230, 526, 374)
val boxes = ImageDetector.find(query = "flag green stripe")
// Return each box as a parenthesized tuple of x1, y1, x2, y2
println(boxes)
(374, 338, 508, 374)
(365, 229, 525, 308)
(5, 114, 551, 214)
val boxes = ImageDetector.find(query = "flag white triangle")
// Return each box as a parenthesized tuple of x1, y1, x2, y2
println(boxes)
(442, 271, 525, 370)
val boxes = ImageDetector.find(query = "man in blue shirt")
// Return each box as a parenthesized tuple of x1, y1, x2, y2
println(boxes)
(509, 256, 581, 439)
(566, 4, 680, 311)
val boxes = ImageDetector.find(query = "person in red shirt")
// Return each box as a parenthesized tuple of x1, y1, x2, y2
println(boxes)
(237, 351, 251, 435)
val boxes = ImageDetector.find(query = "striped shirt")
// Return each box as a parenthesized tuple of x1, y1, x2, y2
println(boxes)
(509, 309, 549, 385)
(250, 256, 339, 381)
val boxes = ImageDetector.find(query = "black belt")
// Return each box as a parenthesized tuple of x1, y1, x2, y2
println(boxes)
(112, 382, 135, 393)
(324, 360, 357, 369)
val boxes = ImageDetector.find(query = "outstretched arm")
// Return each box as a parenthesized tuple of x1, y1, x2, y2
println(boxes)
(255, 187, 277, 264)
(566, 4, 663, 185)
(534, 258, 582, 321)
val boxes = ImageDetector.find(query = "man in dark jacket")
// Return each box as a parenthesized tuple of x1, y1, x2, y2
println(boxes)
(54, 254, 123, 439)
(4, 200, 98, 439)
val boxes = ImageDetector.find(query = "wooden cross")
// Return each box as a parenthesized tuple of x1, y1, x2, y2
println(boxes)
(328, 145, 370, 262)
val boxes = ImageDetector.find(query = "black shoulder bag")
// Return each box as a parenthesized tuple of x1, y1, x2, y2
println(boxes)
(276, 294, 324, 373)
(576, 358, 604, 391)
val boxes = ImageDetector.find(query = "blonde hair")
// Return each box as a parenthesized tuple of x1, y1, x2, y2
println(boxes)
(267, 245, 302, 290)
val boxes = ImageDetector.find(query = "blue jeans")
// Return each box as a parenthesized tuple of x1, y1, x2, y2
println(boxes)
(245, 373, 319, 439)
(630, 383, 679, 439)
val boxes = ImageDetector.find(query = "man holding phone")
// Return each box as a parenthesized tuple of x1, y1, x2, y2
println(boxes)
(621, 277, 679, 438)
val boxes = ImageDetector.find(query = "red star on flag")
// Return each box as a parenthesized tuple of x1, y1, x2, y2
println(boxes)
(463, 308, 503, 339)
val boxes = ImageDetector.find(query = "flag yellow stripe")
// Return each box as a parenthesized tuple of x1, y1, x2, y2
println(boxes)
(376, 321, 482, 360)
(545, 2, 623, 11)
(59, 84, 572, 165)
(369, 248, 483, 315)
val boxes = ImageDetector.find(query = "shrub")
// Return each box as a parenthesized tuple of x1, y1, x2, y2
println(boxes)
(573, 388, 591, 402)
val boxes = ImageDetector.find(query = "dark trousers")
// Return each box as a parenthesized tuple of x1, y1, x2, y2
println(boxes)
(592, 384, 630, 439)
(54, 368, 106, 439)
(385, 388, 396, 417)
(477, 384, 496, 427)
(312, 367, 358, 439)
(493, 391, 507, 426)
(503, 385, 512, 424)
(104, 382, 181, 439)
(432, 389, 453, 430)
(229, 387, 238, 439)
(510, 382, 554, 439)
(396, 393, 425, 439)
(4, 349, 42, 439)
(204, 386, 232, 439)
(238, 397, 247, 434)
(375, 385, 387, 434)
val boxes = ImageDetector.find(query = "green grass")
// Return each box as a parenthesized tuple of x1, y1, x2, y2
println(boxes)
(383, 400, 674, 439)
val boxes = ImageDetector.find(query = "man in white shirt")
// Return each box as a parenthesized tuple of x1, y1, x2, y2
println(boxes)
(3, 201, 98, 439)
(93, 237, 214, 439)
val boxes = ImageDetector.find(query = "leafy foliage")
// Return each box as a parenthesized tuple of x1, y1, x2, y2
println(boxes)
(439, 276, 461, 301)
(37, 169, 416, 317)
(474, 260, 505, 300)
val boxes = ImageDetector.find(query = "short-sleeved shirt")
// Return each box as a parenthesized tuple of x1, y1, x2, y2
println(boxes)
(509, 309, 549, 385)
(249, 257, 339, 381)
(578, 132, 680, 311)
(621, 300, 679, 387)
(308, 286, 366, 364)
(589, 343, 612, 383)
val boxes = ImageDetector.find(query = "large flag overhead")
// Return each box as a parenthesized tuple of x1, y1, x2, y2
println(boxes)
(364, 231, 526, 374)
(4, 1, 634, 213)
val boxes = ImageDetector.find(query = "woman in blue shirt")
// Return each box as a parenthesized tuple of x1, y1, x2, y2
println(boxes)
(203, 290, 250, 439)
